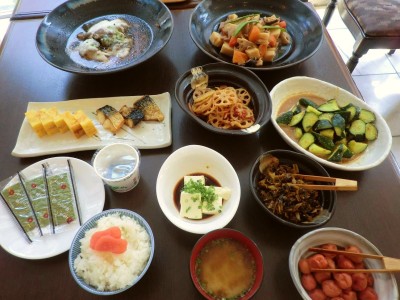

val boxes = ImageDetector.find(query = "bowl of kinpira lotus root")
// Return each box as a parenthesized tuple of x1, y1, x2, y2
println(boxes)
(174, 63, 272, 135)
(270, 76, 392, 171)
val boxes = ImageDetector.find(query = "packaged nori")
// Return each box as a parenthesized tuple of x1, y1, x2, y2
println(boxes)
(19, 165, 54, 235)
(0, 175, 43, 242)
(43, 161, 81, 233)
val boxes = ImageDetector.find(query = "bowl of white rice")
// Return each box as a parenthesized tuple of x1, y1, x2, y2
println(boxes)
(68, 209, 154, 295)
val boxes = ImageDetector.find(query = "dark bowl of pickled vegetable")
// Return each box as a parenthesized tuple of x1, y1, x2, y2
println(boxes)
(249, 150, 336, 229)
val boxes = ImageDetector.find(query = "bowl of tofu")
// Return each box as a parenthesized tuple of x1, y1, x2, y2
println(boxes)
(156, 145, 241, 234)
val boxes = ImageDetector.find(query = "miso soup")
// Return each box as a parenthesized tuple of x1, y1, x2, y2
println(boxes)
(196, 238, 256, 299)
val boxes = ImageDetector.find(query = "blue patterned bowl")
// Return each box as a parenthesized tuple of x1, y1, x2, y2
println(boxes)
(68, 209, 155, 295)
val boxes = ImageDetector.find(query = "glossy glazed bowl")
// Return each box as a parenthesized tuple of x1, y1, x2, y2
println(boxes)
(250, 150, 336, 229)
(270, 76, 392, 171)
(156, 145, 241, 234)
(175, 63, 272, 135)
(36, 0, 173, 74)
(68, 209, 155, 295)
(190, 0, 323, 71)
(289, 227, 399, 299)
(190, 228, 263, 299)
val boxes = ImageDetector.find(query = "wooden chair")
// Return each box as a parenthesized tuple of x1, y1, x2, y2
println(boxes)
(322, 0, 400, 73)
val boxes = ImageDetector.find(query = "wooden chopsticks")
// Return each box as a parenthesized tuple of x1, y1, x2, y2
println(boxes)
(308, 247, 400, 273)
(288, 174, 358, 191)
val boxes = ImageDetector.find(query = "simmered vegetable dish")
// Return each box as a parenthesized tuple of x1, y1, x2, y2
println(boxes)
(256, 154, 322, 224)
(209, 14, 291, 66)
(276, 97, 378, 163)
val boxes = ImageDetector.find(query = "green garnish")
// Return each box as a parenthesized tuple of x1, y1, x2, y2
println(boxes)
(225, 13, 260, 24)
(182, 179, 217, 208)
(232, 20, 259, 37)
(262, 25, 287, 32)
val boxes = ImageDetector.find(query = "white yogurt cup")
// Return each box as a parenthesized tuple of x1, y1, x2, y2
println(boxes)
(93, 143, 140, 193)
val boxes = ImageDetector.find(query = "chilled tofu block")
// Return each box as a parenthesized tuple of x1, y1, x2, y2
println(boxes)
(184, 175, 205, 186)
(202, 196, 223, 215)
(213, 186, 232, 200)
(180, 191, 202, 219)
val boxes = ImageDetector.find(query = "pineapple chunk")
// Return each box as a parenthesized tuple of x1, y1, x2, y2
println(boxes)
(74, 110, 97, 137)
(39, 109, 59, 135)
(25, 110, 47, 137)
(62, 111, 85, 138)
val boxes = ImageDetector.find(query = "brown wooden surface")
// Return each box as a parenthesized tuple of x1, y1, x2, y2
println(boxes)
(0, 9, 399, 300)
(11, 0, 201, 19)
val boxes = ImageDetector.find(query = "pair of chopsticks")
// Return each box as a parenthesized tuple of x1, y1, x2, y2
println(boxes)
(309, 247, 400, 273)
(288, 174, 358, 191)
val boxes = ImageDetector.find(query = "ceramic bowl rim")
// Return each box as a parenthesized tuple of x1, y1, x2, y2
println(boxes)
(68, 208, 155, 295)
(156, 144, 241, 234)
(189, 228, 264, 299)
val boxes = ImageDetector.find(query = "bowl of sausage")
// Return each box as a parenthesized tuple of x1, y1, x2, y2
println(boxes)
(289, 227, 398, 300)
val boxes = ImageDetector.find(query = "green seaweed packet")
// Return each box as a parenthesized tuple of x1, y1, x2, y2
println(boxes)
(0, 175, 43, 243)
(19, 165, 54, 235)
(43, 160, 82, 233)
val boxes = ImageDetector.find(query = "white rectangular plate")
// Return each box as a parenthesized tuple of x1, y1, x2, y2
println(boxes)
(12, 93, 172, 157)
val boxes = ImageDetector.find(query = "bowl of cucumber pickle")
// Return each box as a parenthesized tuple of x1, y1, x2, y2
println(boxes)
(270, 76, 392, 171)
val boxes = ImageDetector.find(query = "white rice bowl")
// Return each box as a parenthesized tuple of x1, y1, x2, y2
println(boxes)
(73, 213, 151, 291)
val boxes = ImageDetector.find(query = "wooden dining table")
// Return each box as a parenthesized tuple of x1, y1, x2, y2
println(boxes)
(0, 3, 399, 300)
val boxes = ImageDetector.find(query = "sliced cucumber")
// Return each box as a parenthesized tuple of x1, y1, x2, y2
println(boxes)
(289, 110, 306, 127)
(314, 119, 333, 131)
(318, 99, 340, 112)
(299, 98, 318, 108)
(294, 127, 303, 140)
(276, 111, 293, 125)
(309, 144, 332, 156)
(302, 112, 319, 132)
(312, 132, 335, 150)
(291, 104, 302, 115)
(358, 109, 376, 123)
(336, 111, 351, 123)
(342, 144, 354, 159)
(298, 132, 315, 149)
(349, 119, 366, 141)
(328, 144, 345, 162)
(365, 123, 378, 141)
(306, 105, 322, 116)
(318, 113, 334, 122)
(344, 104, 360, 121)
(320, 128, 335, 139)
(332, 113, 346, 138)
(348, 140, 368, 154)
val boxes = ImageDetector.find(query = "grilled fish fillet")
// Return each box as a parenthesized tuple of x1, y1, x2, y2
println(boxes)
(134, 95, 164, 122)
